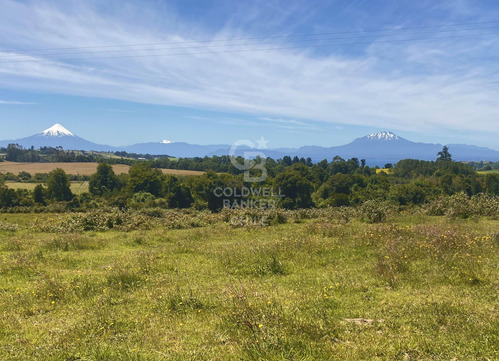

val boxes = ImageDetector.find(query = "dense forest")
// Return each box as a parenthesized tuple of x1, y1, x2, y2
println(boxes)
(0, 146, 497, 213)
(2, 143, 498, 171)
(0, 144, 169, 164)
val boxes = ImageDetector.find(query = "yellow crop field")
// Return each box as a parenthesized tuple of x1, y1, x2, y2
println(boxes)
(376, 168, 393, 174)
(0, 162, 205, 176)
(5, 181, 89, 194)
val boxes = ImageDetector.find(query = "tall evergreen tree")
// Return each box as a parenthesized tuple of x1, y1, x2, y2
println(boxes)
(46, 168, 73, 201)
(89, 163, 119, 196)
(437, 146, 452, 162)
(33, 184, 45, 204)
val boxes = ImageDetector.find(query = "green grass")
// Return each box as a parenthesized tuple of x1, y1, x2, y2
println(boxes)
(477, 169, 499, 174)
(0, 212, 497, 360)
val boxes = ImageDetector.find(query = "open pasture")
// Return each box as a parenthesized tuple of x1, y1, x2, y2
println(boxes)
(0, 211, 497, 360)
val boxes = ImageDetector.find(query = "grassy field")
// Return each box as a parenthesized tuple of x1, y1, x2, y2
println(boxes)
(477, 169, 499, 175)
(0, 162, 205, 176)
(0, 212, 497, 360)
(6, 181, 89, 195)
(376, 168, 498, 175)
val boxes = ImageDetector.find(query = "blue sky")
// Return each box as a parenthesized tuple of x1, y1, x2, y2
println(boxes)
(0, 0, 498, 150)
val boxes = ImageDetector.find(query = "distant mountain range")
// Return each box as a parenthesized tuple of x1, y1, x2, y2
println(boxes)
(0, 124, 497, 166)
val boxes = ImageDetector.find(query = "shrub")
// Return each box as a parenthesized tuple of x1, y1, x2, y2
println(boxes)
(360, 200, 391, 223)
(31, 208, 153, 232)
(445, 192, 472, 219)
(471, 193, 499, 219)
(0, 221, 20, 232)
(255, 255, 288, 276)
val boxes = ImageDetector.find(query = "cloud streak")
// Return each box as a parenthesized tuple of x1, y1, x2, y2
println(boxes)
(0, 0, 497, 142)
(0, 100, 36, 105)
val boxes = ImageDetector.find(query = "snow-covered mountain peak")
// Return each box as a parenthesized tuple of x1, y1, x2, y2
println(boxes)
(366, 131, 399, 141)
(41, 124, 74, 137)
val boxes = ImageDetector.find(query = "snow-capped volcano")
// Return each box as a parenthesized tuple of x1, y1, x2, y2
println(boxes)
(366, 131, 399, 141)
(0, 125, 497, 164)
(41, 123, 74, 137)
(0, 123, 114, 151)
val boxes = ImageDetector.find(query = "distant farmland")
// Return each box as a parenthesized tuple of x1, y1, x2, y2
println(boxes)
(6, 181, 89, 194)
(0, 162, 205, 176)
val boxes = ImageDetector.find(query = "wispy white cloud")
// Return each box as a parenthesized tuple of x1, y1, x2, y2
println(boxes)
(0, 0, 497, 141)
(101, 108, 133, 113)
(259, 117, 308, 126)
(0, 100, 36, 105)
(259, 117, 320, 131)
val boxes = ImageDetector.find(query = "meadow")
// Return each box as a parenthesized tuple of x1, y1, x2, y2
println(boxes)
(477, 169, 500, 175)
(0, 209, 497, 360)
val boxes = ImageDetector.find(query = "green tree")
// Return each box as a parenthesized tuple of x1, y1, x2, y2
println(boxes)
(313, 173, 353, 207)
(282, 156, 292, 166)
(164, 175, 193, 208)
(437, 146, 452, 162)
(484, 173, 499, 195)
(5, 144, 40, 162)
(33, 184, 45, 204)
(5, 144, 24, 162)
(389, 182, 428, 205)
(18, 171, 31, 181)
(0, 185, 19, 208)
(46, 168, 73, 201)
(89, 163, 119, 196)
(187, 171, 242, 212)
(127, 162, 164, 197)
(275, 169, 314, 209)
(439, 173, 453, 195)
(331, 193, 350, 206)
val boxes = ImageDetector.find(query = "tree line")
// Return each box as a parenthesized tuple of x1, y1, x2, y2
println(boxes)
(0, 147, 497, 212)
(1, 144, 170, 164)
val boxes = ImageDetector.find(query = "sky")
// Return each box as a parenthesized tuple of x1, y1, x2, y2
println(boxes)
(0, 0, 498, 150)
